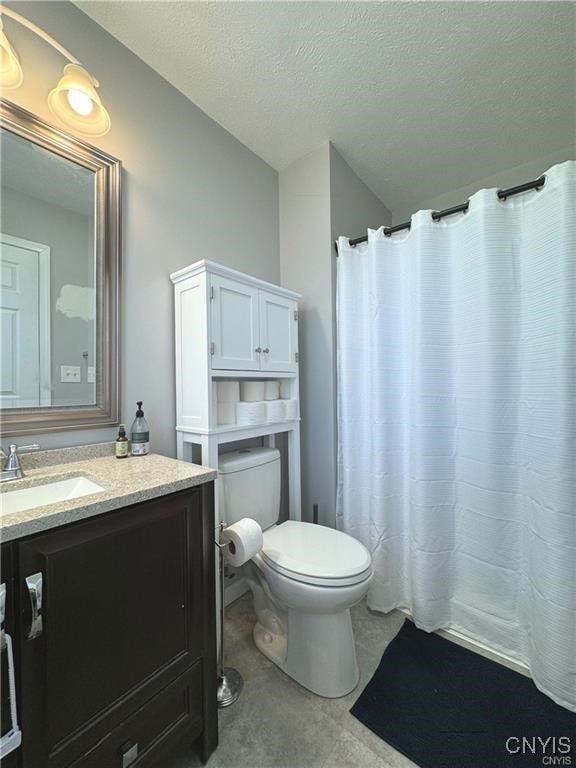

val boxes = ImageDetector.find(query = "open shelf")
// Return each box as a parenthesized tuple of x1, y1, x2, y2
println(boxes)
(176, 419, 300, 442)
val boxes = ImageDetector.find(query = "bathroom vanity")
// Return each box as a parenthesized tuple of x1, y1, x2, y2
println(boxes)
(0, 447, 218, 768)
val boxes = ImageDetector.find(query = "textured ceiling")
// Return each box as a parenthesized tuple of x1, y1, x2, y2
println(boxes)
(76, 1, 575, 213)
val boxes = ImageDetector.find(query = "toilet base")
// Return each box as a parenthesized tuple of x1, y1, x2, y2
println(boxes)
(244, 558, 369, 698)
(253, 620, 286, 667)
(254, 607, 360, 698)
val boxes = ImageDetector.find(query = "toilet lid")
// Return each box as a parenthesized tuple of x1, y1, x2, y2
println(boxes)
(261, 521, 372, 582)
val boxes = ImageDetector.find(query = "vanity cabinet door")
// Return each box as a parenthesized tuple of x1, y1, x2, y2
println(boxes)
(17, 487, 215, 768)
(258, 291, 298, 373)
(209, 275, 261, 370)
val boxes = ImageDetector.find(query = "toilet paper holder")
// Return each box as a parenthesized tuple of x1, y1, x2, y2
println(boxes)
(215, 523, 243, 708)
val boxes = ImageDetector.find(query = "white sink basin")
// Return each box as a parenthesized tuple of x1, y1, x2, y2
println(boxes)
(0, 476, 105, 516)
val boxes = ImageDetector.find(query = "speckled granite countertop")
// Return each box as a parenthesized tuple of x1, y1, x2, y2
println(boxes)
(0, 444, 216, 542)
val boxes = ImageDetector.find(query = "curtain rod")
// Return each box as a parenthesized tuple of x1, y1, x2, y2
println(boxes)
(334, 175, 546, 253)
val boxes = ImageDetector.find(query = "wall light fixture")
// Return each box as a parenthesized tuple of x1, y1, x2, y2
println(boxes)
(0, 5, 111, 136)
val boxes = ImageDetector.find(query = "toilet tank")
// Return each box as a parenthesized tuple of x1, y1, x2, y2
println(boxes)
(218, 447, 280, 530)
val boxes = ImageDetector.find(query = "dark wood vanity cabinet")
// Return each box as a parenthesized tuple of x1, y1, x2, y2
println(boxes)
(2, 483, 217, 768)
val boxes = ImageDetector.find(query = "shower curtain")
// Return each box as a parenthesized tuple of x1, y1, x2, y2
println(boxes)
(336, 161, 575, 711)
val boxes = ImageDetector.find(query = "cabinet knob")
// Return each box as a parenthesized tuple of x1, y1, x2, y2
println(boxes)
(262, 348, 270, 354)
(255, 347, 262, 353)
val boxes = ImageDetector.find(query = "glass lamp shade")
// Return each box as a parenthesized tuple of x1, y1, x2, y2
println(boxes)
(0, 22, 24, 89)
(48, 64, 111, 136)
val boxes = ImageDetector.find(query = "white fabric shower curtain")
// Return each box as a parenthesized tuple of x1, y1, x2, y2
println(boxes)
(336, 161, 576, 711)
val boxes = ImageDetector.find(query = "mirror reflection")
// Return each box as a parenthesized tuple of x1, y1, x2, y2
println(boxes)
(1, 128, 96, 409)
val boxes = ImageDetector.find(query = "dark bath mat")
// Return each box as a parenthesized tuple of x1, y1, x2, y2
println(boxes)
(351, 619, 576, 768)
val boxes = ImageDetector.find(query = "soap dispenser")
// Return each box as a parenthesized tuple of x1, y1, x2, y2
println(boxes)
(115, 424, 129, 458)
(130, 401, 150, 456)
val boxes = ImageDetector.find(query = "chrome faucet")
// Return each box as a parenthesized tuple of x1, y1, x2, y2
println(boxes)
(0, 444, 40, 482)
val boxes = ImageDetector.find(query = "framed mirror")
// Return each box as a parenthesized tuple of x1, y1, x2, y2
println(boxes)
(0, 99, 121, 435)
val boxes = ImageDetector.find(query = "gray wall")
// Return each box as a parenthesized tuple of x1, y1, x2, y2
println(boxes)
(2, 186, 96, 407)
(3, 0, 279, 454)
(279, 144, 332, 524)
(330, 146, 392, 242)
(392, 147, 574, 223)
(280, 143, 391, 527)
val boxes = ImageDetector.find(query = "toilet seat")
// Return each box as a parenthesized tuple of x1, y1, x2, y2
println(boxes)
(260, 521, 372, 587)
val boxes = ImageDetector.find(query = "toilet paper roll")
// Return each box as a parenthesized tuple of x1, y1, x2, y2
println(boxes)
(236, 400, 266, 425)
(279, 380, 292, 400)
(222, 518, 263, 567)
(217, 402, 236, 426)
(216, 381, 240, 402)
(264, 380, 280, 401)
(265, 400, 286, 423)
(284, 399, 298, 421)
(240, 381, 266, 402)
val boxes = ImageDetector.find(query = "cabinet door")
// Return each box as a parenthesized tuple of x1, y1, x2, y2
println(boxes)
(210, 275, 260, 370)
(17, 489, 209, 768)
(259, 291, 298, 373)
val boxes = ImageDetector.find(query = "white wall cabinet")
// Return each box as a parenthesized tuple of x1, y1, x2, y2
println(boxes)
(210, 276, 298, 373)
(171, 260, 301, 523)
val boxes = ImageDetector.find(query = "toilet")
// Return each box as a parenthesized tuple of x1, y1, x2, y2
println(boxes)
(219, 447, 373, 698)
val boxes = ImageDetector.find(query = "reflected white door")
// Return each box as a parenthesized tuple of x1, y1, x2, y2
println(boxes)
(0, 234, 51, 407)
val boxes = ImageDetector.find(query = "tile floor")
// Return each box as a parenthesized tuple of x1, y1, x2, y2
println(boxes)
(167, 594, 418, 768)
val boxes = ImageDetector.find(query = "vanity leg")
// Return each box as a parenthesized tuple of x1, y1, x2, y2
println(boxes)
(200, 727, 218, 765)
